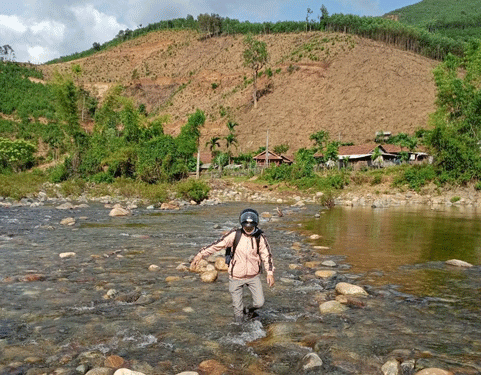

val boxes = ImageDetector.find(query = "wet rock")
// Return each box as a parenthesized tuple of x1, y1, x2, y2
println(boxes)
(415, 369, 453, 375)
(21, 274, 46, 282)
(302, 352, 323, 370)
(382, 359, 400, 375)
(335, 282, 368, 296)
(76, 364, 89, 374)
(115, 291, 141, 303)
(319, 300, 348, 314)
(109, 206, 131, 217)
(214, 257, 228, 271)
(200, 270, 218, 283)
(160, 202, 179, 210)
(113, 370, 145, 375)
(197, 359, 228, 375)
(175, 372, 198, 375)
(59, 252, 76, 258)
(85, 368, 115, 375)
(315, 270, 337, 279)
(401, 359, 415, 375)
(189, 259, 208, 273)
(304, 261, 321, 268)
(335, 295, 366, 308)
(148, 265, 160, 272)
(56, 202, 75, 210)
(60, 217, 76, 226)
(165, 276, 181, 282)
(104, 356, 126, 369)
(321, 260, 337, 267)
(176, 263, 189, 272)
(445, 259, 473, 268)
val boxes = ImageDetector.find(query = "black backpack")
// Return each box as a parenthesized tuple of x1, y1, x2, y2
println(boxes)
(225, 228, 263, 265)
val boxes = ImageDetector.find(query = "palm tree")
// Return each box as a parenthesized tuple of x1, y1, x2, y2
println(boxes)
(206, 136, 221, 159)
(225, 133, 238, 164)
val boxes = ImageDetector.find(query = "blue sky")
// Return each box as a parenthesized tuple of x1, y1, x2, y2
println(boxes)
(0, 0, 420, 64)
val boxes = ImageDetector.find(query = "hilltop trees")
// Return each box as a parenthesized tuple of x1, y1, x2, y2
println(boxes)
(243, 35, 269, 109)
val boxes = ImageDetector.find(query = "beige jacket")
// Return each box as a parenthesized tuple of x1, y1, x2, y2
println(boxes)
(198, 228, 274, 280)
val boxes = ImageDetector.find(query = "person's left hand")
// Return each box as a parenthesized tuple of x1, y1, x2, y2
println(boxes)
(267, 274, 275, 287)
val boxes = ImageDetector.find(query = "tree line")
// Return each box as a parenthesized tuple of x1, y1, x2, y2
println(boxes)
(46, 6, 472, 65)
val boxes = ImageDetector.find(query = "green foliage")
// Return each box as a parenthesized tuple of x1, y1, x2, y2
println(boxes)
(51, 71, 79, 129)
(393, 164, 436, 190)
(0, 61, 55, 119)
(388, 0, 481, 43)
(273, 144, 289, 154)
(48, 163, 69, 183)
(175, 178, 210, 203)
(0, 171, 47, 200)
(426, 41, 481, 181)
(0, 137, 36, 172)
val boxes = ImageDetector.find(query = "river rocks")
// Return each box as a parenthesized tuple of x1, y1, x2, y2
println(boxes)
(200, 270, 218, 283)
(321, 260, 337, 267)
(445, 259, 473, 268)
(21, 274, 46, 282)
(160, 202, 180, 210)
(382, 359, 400, 375)
(59, 252, 76, 258)
(148, 264, 160, 272)
(302, 353, 323, 370)
(109, 205, 131, 217)
(309, 234, 321, 239)
(85, 368, 115, 375)
(197, 359, 228, 375)
(104, 355, 126, 369)
(60, 217, 76, 226)
(335, 282, 368, 296)
(56, 202, 75, 210)
(214, 257, 228, 271)
(315, 270, 337, 278)
(165, 276, 181, 282)
(113, 369, 145, 375)
(415, 369, 453, 375)
(189, 259, 208, 273)
(319, 300, 348, 314)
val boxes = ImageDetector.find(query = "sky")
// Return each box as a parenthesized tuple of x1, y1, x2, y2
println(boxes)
(0, 0, 420, 64)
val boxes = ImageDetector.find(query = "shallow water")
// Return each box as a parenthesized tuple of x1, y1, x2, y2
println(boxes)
(0, 202, 480, 374)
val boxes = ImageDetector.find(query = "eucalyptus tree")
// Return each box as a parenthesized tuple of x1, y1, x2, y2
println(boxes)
(243, 34, 269, 109)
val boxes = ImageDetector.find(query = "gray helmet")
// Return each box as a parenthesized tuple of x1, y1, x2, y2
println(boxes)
(239, 208, 259, 230)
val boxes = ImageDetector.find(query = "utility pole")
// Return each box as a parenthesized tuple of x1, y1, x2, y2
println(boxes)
(265, 129, 269, 167)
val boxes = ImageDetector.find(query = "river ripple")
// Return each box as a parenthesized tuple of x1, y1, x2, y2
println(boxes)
(0, 202, 480, 374)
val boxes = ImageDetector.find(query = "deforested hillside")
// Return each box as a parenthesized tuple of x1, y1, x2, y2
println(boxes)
(41, 29, 438, 154)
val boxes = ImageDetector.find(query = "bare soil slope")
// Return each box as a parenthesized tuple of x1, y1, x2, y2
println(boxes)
(41, 30, 438, 154)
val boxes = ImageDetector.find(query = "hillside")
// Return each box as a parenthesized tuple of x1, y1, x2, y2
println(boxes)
(40, 29, 438, 155)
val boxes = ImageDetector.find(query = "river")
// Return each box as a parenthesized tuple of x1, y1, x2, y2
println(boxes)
(0, 201, 480, 374)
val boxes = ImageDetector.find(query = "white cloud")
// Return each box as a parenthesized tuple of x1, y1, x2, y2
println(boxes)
(70, 4, 128, 44)
(27, 45, 58, 64)
(0, 14, 28, 34)
(30, 20, 66, 41)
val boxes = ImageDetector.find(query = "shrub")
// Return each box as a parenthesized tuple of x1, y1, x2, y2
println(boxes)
(394, 164, 435, 190)
(175, 179, 210, 203)
(48, 164, 69, 183)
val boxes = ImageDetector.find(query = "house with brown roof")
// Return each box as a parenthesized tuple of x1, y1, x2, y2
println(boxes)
(315, 144, 397, 169)
(253, 151, 293, 167)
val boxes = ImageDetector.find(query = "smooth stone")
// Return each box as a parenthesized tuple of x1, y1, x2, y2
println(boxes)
(148, 265, 160, 272)
(104, 355, 126, 368)
(200, 270, 218, 283)
(319, 300, 348, 314)
(113, 369, 145, 375)
(381, 359, 400, 375)
(309, 234, 321, 239)
(109, 207, 131, 217)
(315, 270, 337, 278)
(445, 259, 473, 268)
(335, 282, 368, 296)
(302, 352, 323, 370)
(60, 217, 76, 226)
(415, 369, 453, 375)
(321, 260, 337, 267)
(198, 359, 228, 375)
(56, 202, 75, 210)
(59, 252, 76, 258)
(165, 276, 181, 282)
(85, 368, 115, 375)
(214, 257, 228, 271)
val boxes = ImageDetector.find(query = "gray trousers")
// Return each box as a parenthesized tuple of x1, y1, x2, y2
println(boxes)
(228, 274, 265, 319)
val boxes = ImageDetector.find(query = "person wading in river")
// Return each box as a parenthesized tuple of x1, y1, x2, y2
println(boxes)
(190, 208, 275, 323)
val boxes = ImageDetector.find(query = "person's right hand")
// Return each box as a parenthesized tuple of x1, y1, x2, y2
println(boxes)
(190, 254, 203, 270)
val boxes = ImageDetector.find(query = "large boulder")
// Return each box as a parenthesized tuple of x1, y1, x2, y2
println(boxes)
(200, 270, 218, 283)
(335, 282, 368, 296)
